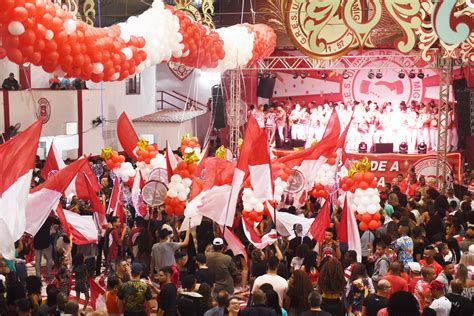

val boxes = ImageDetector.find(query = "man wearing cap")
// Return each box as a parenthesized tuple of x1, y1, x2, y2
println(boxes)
(414, 266, 435, 312)
(407, 262, 422, 293)
(206, 237, 237, 294)
(151, 225, 190, 281)
(117, 262, 154, 316)
(429, 280, 451, 316)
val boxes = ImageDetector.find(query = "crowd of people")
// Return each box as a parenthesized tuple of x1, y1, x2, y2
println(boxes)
(251, 99, 458, 153)
(0, 152, 471, 316)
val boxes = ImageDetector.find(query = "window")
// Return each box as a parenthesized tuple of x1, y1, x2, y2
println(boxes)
(126, 74, 141, 95)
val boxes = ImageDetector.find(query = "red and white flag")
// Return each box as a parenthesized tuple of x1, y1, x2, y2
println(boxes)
(108, 176, 124, 222)
(40, 141, 66, 180)
(25, 158, 87, 237)
(335, 114, 354, 166)
(336, 195, 361, 261)
(131, 170, 147, 217)
(308, 199, 330, 242)
(224, 116, 273, 226)
(0, 120, 42, 258)
(117, 112, 139, 160)
(89, 277, 106, 310)
(84, 173, 107, 230)
(222, 227, 248, 262)
(242, 218, 279, 249)
(165, 141, 178, 181)
(55, 204, 98, 245)
(277, 110, 341, 187)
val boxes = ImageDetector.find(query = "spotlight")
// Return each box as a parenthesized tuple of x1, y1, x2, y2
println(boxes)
(398, 70, 405, 79)
(375, 70, 383, 79)
(321, 72, 327, 80)
(368, 70, 374, 79)
(399, 142, 408, 154)
(409, 70, 416, 79)
(300, 72, 307, 79)
(417, 142, 427, 154)
(358, 142, 368, 153)
(293, 73, 299, 79)
(271, 73, 278, 79)
(343, 71, 349, 79)
(417, 70, 425, 79)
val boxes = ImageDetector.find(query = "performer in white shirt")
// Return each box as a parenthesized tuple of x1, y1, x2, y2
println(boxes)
(430, 106, 439, 151)
(289, 103, 302, 142)
(420, 105, 432, 149)
(405, 107, 418, 152)
(275, 105, 287, 145)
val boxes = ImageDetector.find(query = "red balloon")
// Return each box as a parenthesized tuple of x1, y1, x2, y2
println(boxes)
(7, 48, 23, 64)
(359, 221, 368, 231)
(349, 186, 356, 193)
(0, 47, 7, 59)
(327, 158, 336, 165)
(353, 172, 363, 183)
(12, 7, 29, 22)
(106, 159, 114, 170)
(361, 213, 372, 223)
(359, 181, 369, 190)
(341, 184, 348, 192)
(370, 180, 377, 188)
(180, 169, 190, 179)
(19, 30, 36, 45)
(368, 220, 380, 230)
(372, 212, 381, 221)
(346, 178, 354, 187)
(363, 172, 375, 183)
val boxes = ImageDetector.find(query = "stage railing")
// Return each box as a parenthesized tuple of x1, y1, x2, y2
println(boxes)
(156, 90, 208, 112)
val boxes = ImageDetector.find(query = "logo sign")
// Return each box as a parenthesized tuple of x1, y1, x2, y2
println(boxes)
(413, 157, 454, 185)
(168, 61, 194, 81)
(286, 0, 355, 59)
(341, 51, 424, 106)
(36, 98, 51, 124)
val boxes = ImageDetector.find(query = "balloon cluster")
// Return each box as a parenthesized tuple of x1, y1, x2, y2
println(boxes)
(170, 7, 224, 68)
(136, 142, 162, 178)
(214, 25, 253, 71)
(310, 183, 329, 199)
(242, 188, 266, 225)
(101, 148, 125, 171)
(244, 24, 278, 66)
(163, 174, 191, 216)
(117, 162, 136, 186)
(341, 158, 381, 231)
(273, 177, 288, 203)
(0, 0, 147, 81)
(180, 134, 201, 156)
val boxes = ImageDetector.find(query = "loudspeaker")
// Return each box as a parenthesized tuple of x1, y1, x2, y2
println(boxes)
(375, 143, 393, 153)
(454, 90, 471, 142)
(212, 85, 225, 129)
(257, 77, 276, 98)
(453, 78, 467, 91)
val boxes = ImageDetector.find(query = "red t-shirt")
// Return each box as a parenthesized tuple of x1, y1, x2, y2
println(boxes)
(419, 260, 443, 276)
(108, 228, 121, 261)
(171, 263, 180, 288)
(409, 276, 422, 294)
(383, 274, 408, 295)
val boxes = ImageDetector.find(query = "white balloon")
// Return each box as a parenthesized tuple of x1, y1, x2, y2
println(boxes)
(178, 191, 187, 201)
(175, 183, 185, 192)
(8, 22, 25, 36)
(63, 19, 77, 34)
(250, 197, 259, 206)
(367, 204, 378, 214)
(254, 203, 264, 212)
(184, 187, 190, 195)
(243, 203, 252, 211)
(92, 63, 104, 74)
(243, 188, 253, 198)
(274, 186, 284, 196)
(167, 188, 178, 198)
(184, 147, 193, 154)
(171, 174, 182, 184)
(121, 47, 133, 61)
(355, 188, 363, 195)
(45, 29, 54, 40)
(183, 178, 192, 187)
(193, 147, 201, 155)
(122, 176, 129, 182)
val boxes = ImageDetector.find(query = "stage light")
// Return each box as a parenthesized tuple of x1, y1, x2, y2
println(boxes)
(358, 142, 368, 153)
(300, 72, 307, 79)
(417, 70, 425, 79)
(409, 70, 416, 79)
(271, 73, 278, 79)
(293, 73, 299, 79)
(343, 71, 349, 79)
(398, 70, 405, 79)
(376, 70, 383, 79)
(321, 72, 327, 80)
(418, 142, 427, 154)
(368, 70, 374, 79)
(399, 142, 408, 154)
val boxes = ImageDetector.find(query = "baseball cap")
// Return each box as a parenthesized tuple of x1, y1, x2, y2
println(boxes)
(213, 237, 224, 246)
(428, 280, 444, 291)
(407, 262, 421, 273)
(159, 228, 172, 239)
(469, 244, 474, 255)
(131, 262, 143, 275)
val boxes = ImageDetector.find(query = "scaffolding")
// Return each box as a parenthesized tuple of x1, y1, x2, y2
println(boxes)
(227, 69, 243, 157)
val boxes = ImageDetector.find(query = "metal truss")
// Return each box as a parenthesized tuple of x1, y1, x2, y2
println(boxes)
(227, 69, 242, 157)
(246, 54, 437, 71)
(435, 52, 453, 193)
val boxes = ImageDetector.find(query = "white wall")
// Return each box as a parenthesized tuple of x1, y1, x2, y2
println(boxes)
(0, 60, 19, 83)
(0, 92, 4, 132)
(156, 64, 221, 107)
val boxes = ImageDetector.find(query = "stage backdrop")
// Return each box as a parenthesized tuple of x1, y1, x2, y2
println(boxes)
(269, 50, 455, 106)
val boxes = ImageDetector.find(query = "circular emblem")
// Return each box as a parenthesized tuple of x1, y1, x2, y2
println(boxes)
(286, 0, 355, 59)
(36, 98, 51, 124)
(413, 157, 453, 186)
(341, 52, 424, 106)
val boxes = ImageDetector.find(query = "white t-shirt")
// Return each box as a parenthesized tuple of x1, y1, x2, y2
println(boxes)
(429, 296, 451, 316)
(290, 257, 303, 270)
(252, 273, 288, 306)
